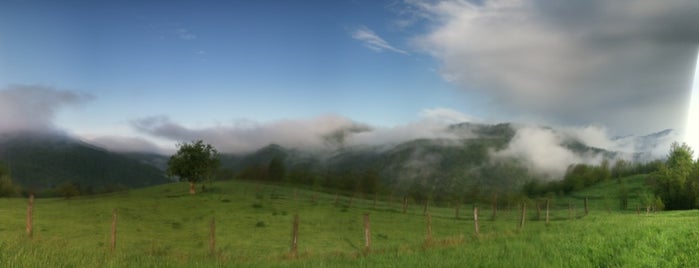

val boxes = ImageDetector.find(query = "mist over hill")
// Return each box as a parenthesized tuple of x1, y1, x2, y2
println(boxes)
(0, 122, 676, 197)
(215, 123, 676, 202)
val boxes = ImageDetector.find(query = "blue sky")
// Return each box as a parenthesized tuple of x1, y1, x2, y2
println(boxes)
(1, 0, 698, 153)
(0, 0, 473, 130)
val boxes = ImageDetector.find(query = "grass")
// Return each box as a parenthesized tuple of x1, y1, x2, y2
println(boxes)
(1, 177, 697, 267)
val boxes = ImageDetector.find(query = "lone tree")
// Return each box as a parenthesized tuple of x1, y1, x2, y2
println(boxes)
(167, 140, 220, 194)
(655, 142, 698, 210)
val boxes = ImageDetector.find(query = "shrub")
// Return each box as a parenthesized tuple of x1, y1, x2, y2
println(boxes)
(0, 175, 19, 197)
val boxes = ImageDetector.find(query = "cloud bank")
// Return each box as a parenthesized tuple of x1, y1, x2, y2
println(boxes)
(0, 85, 91, 134)
(0, 86, 675, 179)
(132, 115, 366, 153)
(408, 0, 699, 134)
(132, 108, 478, 153)
(492, 124, 678, 178)
(86, 135, 168, 154)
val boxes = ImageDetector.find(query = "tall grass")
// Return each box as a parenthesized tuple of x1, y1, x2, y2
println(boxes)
(0, 177, 695, 267)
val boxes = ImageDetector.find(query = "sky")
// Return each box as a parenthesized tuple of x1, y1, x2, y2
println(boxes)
(1, 0, 699, 155)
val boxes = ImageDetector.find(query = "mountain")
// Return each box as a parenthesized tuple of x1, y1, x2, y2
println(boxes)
(217, 122, 674, 203)
(122, 152, 169, 171)
(0, 132, 169, 192)
(220, 123, 532, 199)
(0, 122, 672, 198)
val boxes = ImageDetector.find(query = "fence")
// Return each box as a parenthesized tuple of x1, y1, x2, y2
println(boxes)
(15, 184, 652, 260)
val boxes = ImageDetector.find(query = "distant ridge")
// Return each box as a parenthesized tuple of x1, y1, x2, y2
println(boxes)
(0, 131, 169, 192)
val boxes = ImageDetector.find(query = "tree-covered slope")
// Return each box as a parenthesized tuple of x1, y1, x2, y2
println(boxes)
(0, 132, 169, 192)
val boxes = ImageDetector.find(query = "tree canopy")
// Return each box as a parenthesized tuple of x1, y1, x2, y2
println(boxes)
(654, 142, 699, 210)
(167, 140, 220, 194)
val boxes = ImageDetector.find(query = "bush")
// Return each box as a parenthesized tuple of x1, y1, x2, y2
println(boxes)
(57, 182, 80, 199)
(0, 175, 19, 197)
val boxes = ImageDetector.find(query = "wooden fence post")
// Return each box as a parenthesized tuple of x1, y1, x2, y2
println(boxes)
(111, 209, 117, 252)
(568, 202, 572, 220)
(519, 202, 526, 229)
(373, 193, 377, 209)
(291, 214, 299, 258)
(209, 217, 216, 256)
(402, 196, 408, 214)
(423, 199, 430, 215)
(425, 212, 432, 242)
(26, 194, 34, 238)
(454, 202, 460, 219)
(491, 193, 498, 221)
(536, 200, 541, 221)
(473, 206, 479, 235)
(545, 199, 550, 225)
(363, 213, 371, 253)
(584, 197, 589, 215)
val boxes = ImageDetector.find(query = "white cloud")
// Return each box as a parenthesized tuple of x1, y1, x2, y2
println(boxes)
(133, 115, 365, 153)
(351, 26, 408, 54)
(407, 0, 699, 134)
(420, 107, 479, 124)
(347, 118, 459, 147)
(492, 124, 678, 178)
(492, 126, 603, 178)
(131, 108, 481, 153)
(86, 135, 168, 154)
(175, 28, 197, 40)
(0, 85, 91, 134)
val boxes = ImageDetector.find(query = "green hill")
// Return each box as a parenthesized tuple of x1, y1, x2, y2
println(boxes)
(0, 132, 169, 193)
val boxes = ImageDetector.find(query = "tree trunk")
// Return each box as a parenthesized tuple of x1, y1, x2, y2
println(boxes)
(189, 181, 196, 194)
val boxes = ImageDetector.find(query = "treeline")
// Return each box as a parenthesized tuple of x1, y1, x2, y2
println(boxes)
(234, 155, 383, 197)
(228, 154, 536, 208)
(522, 142, 699, 212)
(650, 142, 699, 210)
(523, 159, 663, 197)
(0, 162, 129, 198)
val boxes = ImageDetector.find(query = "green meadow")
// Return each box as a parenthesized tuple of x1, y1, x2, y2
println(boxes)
(1, 176, 698, 267)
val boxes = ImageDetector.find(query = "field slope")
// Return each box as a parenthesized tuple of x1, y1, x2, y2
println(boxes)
(1, 178, 697, 267)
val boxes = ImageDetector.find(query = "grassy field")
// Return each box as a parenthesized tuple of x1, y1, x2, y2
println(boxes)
(1, 176, 698, 267)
